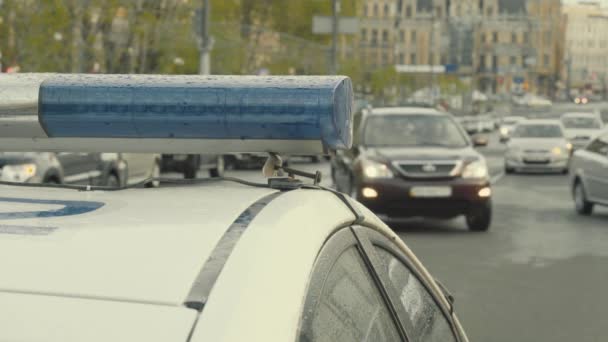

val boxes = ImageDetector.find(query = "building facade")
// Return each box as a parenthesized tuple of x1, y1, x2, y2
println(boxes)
(563, 1, 608, 94)
(357, 0, 564, 96)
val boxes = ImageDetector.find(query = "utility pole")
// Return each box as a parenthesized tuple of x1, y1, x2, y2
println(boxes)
(429, 7, 438, 104)
(199, 0, 211, 75)
(565, 56, 572, 100)
(330, 0, 340, 75)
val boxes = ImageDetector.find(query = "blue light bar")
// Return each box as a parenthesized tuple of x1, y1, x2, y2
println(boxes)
(37, 75, 353, 151)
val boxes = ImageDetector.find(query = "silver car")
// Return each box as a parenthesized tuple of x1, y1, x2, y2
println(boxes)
(561, 112, 604, 150)
(504, 120, 571, 174)
(499, 116, 526, 142)
(570, 131, 608, 215)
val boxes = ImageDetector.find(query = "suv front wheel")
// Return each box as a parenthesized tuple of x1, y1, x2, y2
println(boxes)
(466, 201, 492, 232)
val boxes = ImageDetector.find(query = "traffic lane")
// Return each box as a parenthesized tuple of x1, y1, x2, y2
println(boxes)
(395, 173, 608, 342)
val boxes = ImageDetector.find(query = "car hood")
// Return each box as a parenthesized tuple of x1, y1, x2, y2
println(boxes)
(564, 128, 600, 139)
(508, 138, 568, 149)
(0, 155, 36, 167)
(362, 146, 479, 162)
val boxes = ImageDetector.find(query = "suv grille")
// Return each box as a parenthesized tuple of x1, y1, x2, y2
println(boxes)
(394, 161, 460, 178)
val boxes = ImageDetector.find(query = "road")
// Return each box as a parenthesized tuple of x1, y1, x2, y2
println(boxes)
(217, 149, 607, 341)
(176, 103, 608, 341)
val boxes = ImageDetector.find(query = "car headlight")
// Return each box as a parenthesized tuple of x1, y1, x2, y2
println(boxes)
(361, 159, 393, 179)
(552, 147, 563, 156)
(500, 127, 509, 135)
(462, 160, 488, 179)
(1, 163, 37, 182)
(566, 142, 573, 151)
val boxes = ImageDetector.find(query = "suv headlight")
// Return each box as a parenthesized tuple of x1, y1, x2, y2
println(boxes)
(361, 159, 394, 179)
(462, 160, 488, 179)
(1, 163, 37, 182)
(551, 147, 563, 156)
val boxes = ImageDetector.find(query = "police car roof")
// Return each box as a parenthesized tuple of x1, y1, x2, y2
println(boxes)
(0, 182, 392, 341)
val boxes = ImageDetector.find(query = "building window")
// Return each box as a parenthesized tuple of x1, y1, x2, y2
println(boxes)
(486, 6, 493, 16)
(399, 53, 405, 64)
(523, 32, 530, 44)
(382, 29, 389, 43)
(493, 32, 498, 43)
(373, 4, 378, 16)
(384, 4, 390, 17)
(512, 33, 517, 43)
(411, 30, 417, 43)
(588, 40, 594, 48)
(510, 56, 517, 65)
(363, 4, 368, 17)
(382, 52, 389, 65)
(406, 5, 412, 17)
(371, 29, 378, 46)
(361, 28, 368, 42)
(410, 53, 417, 64)
(399, 30, 405, 42)
(544, 54, 550, 66)
(481, 32, 486, 43)
(429, 53, 435, 65)
(544, 31, 552, 43)
(480, 54, 486, 70)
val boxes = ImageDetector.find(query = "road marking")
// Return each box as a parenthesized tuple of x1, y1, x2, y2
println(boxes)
(491, 171, 506, 184)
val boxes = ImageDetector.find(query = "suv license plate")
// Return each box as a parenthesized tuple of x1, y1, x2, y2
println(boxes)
(410, 186, 452, 198)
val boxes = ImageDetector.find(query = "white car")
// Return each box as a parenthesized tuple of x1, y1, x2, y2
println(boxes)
(505, 120, 572, 174)
(570, 130, 608, 215)
(560, 112, 604, 150)
(499, 116, 526, 142)
(0, 74, 469, 342)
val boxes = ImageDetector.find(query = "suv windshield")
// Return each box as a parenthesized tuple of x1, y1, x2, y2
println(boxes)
(562, 117, 602, 129)
(363, 114, 468, 148)
(512, 124, 564, 138)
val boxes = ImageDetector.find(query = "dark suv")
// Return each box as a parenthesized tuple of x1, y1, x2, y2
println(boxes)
(331, 107, 492, 231)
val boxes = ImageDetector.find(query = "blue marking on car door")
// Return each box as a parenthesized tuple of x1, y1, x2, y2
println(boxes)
(0, 197, 104, 220)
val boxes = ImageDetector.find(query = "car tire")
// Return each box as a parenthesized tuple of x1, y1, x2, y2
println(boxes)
(466, 202, 492, 232)
(561, 168, 569, 175)
(106, 173, 120, 188)
(184, 155, 200, 179)
(573, 181, 593, 215)
(209, 156, 225, 178)
(505, 165, 515, 174)
(311, 155, 321, 163)
(145, 161, 161, 188)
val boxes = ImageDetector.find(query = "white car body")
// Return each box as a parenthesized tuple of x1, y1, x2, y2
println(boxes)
(499, 116, 526, 142)
(560, 112, 604, 150)
(0, 182, 468, 342)
(505, 120, 571, 173)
